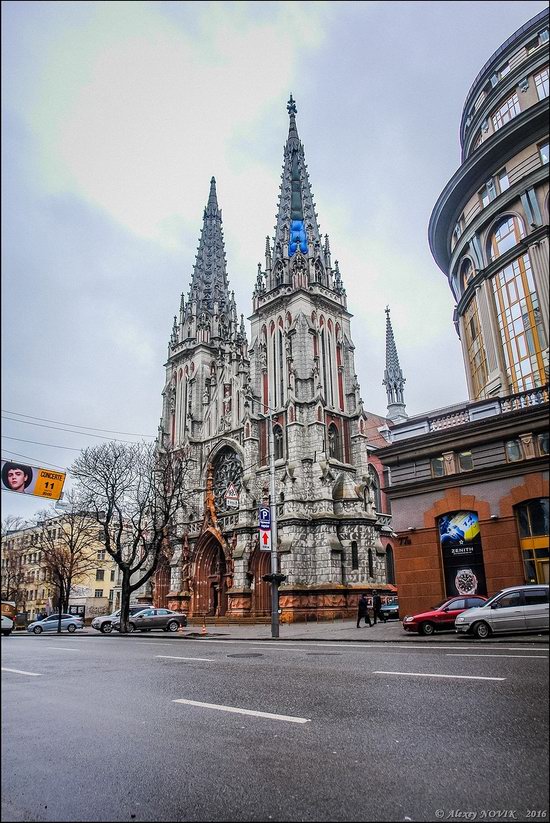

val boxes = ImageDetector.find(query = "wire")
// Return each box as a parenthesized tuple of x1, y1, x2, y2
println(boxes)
(1, 450, 68, 471)
(2, 436, 85, 451)
(1, 409, 155, 438)
(2, 416, 149, 441)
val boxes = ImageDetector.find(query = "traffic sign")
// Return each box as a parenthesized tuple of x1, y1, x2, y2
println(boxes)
(259, 506, 271, 529)
(225, 482, 239, 508)
(259, 528, 271, 552)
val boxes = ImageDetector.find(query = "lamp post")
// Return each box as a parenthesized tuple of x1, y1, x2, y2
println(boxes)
(267, 405, 280, 639)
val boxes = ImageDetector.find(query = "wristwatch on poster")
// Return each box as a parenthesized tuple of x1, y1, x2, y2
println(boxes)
(455, 568, 478, 595)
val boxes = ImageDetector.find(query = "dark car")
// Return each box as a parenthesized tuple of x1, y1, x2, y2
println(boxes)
(379, 598, 400, 620)
(91, 604, 151, 634)
(402, 596, 487, 636)
(112, 608, 187, 633)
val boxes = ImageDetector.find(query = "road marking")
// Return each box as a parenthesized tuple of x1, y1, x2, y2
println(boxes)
(156, 655, 214, 662)
(374, 670, 505, 681)
(43, 647, 81, 652)
(173, 699, 311, 724)
(179, 639, 548, 653)
(447, 653, 548, 659)
(2, 667, 42, 677)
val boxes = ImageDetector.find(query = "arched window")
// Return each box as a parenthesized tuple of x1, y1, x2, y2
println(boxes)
(368, 466, 382, 512)
(273, 425, 284, 461)
(368, 547, 374, 578)
(488, 215, 525, 261)
(328, 423, 341, 461)
(351, 541, 359, 571)
(386, 545, 395, 584)
(464, 297, 488, 399)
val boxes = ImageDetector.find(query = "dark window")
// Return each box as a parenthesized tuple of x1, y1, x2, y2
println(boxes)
(351, 541, 358, 571)
(466, 597, 485, 608)
(94, 589, 103, 598)
(524, 589, 549, 606)
(431, 457, 444, 477)
(516, 499, 550, 538)
(458, 451, 473, 472)
(386, 545, 395, 584)
(273, 425, 284, 460)
(538, 433, 549, 455)
(96, 569, 105, 581)
(368, 547, 374, 578)
(446, 599, 466, 610)
(495, 592, 522, 608)
(328, 423, 341, 461)
(110, 569, 115, 582)
(368, 466, 382, 512)
(505, 439, 522, 462)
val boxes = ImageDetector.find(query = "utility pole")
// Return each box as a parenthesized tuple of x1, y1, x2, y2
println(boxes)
(268, 406, 279, 639)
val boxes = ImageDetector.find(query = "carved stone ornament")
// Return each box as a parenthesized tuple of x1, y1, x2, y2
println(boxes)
(213, 448, 243, 512)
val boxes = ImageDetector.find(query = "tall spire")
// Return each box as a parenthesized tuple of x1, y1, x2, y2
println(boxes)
(273, 95, 322, 261)
(383, 306, 408, 422)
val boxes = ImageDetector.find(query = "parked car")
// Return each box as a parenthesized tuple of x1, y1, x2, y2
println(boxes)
(402, 595, 487, 636)
(455, 584, 549, 639)
(27, 613, 84, 635)
(1, 614, 14, 637)
(379, 598, 400, 621)
(91, 605, 151, 634)
(112, 608, 187, 633)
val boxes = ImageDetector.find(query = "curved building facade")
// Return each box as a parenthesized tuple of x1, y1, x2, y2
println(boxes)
(429, 9, 549, 401)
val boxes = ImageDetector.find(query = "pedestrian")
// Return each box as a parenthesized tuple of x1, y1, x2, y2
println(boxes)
(356, 593, 371, 628)
(372, 590, 385, 624)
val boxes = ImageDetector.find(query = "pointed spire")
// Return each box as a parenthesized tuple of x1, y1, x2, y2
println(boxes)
(205, 176, 219, 217)
(383, 306, 408, 422)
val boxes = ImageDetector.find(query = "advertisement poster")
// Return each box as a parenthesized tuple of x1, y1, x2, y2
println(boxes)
(1, 460, 66, 500)
(438, 511, 487, 597)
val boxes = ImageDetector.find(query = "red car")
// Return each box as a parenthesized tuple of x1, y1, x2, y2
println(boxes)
(402, 596, 487, 636)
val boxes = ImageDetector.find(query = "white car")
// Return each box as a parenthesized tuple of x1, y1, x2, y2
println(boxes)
(455, 584, 549, 638)
(1, 614, 14, 637)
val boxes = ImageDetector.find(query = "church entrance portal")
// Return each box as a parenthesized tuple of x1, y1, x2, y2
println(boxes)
(193, 533, 229, 617)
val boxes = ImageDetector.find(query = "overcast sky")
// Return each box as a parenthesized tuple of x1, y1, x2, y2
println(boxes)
(2, 0, 547, 521)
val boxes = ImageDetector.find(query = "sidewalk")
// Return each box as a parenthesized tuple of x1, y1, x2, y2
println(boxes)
(183, 618, 549, 644)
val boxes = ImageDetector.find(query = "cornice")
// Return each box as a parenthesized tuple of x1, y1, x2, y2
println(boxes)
(429, 102, 548, 274)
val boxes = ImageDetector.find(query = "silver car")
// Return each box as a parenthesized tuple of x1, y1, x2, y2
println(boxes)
(91, 605, 150, 634)
(27, 613, 84, 635)
(455, 584, 549, 639)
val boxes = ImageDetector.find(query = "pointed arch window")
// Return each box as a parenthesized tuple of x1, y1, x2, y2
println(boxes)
(328, 423, 341, 461)
(273, 425, 284, 461)
(368, 466, 382, 512)
(386, 545, 395, 584)
(368, 547, 374, 578)
(351, 541, 359, 571)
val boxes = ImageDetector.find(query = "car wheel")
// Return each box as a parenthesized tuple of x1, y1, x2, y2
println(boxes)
(33, 625, 43, 635)
(67, 624, 77, 633)
(128, 623, 135, 633)
(167, 620, 179, 633)
(473, 621, 491, 639)
(420, 621, 435, 636)
(2, 630, 11, 636)
(101, 623, 112, 634)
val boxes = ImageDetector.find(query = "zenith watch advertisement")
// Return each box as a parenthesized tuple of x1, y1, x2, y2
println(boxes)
(438, 511, 487, 597)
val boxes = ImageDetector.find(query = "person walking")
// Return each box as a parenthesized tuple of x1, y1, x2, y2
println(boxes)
(356, 593, 371, 628)
(372, 590, 385, 624)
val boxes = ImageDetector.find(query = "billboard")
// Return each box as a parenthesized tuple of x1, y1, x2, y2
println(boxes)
(1, 460, 66, 500)
(438, 511, 487, 597)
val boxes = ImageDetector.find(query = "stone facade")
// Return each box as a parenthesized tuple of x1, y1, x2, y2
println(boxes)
(156, 98, 395, 622)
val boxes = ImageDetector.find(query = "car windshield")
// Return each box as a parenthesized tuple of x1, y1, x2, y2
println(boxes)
(483, 592, 504, 607)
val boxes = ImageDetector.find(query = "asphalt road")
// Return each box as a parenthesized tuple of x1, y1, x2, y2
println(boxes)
(2, 633, 548, 822)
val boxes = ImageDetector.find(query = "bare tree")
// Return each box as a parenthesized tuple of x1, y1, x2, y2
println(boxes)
(70, 441, 189, 633)
(1, 515, 27, 610)
(34, 490, 104, 632)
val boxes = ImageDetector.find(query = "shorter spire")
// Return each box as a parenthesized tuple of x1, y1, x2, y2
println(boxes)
(205, 176, 219, 217)
(286, 93, 299, 144)
(383, 306, 407, 422)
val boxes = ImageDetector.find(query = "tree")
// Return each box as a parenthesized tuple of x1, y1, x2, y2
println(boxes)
(70, 441, 189, 633)
(1, 515, 27, 610)
(34, 490, 104, 632)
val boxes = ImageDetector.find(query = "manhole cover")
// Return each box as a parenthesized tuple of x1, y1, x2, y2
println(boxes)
(306, 653, 341, 656)
(227, 653, 264, 658)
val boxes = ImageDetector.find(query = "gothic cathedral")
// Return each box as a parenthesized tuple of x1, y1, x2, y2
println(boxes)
(158, 97, 400, 622)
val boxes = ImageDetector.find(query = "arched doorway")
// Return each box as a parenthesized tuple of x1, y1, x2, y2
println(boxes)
(153, 556, 171, 608)
(248, 548, 272, 617)
(193, 531, 230, 617)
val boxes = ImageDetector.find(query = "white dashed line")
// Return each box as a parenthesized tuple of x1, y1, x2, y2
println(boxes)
(447, 653, 548, 659)
(173, 699, 311, 723)
(2, 667, 42, 677)
(374, 670, 505, 681)
(156, 655, 214, 662)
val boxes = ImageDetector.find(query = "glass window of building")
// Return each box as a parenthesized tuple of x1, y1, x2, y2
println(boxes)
(460, 258, 475, 292)
(431, 456, 444, 477)
(539, 141, 549, 164)
(368, 547, 374, 578)
(538, 432, 549, 456)
(368, 465, 382, 512)
(515, 499, 549, 584)
(491, 254, 547, 392)
(96, 569, 105, 581)
(479, 179, 496, 208)
(273, 425, 284, 461)
(489, 216, 525, 261)
(534, 67, 549, 100)
(540, 29, 549, 43)
(499, 63, 511, 79)
(386, 545, 395, 585)
(328, 423, 342, 462)
(351, 541, 359, 571)
(464, 298, 488, 398)
(491, 93, 521, 131)
(498, 170, 510, 192)
(94, 589, 104, 598)
(505, 439, 523, 462)
(458, 451, 474, 472)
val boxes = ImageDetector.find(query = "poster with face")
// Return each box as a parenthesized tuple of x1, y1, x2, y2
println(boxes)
(438, 511, 487, 597)
(1, 460, 65, 500)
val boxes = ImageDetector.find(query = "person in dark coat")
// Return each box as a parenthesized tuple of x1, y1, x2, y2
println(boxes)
(372, 590, 385, 624)
(356, 593, 371, 628)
